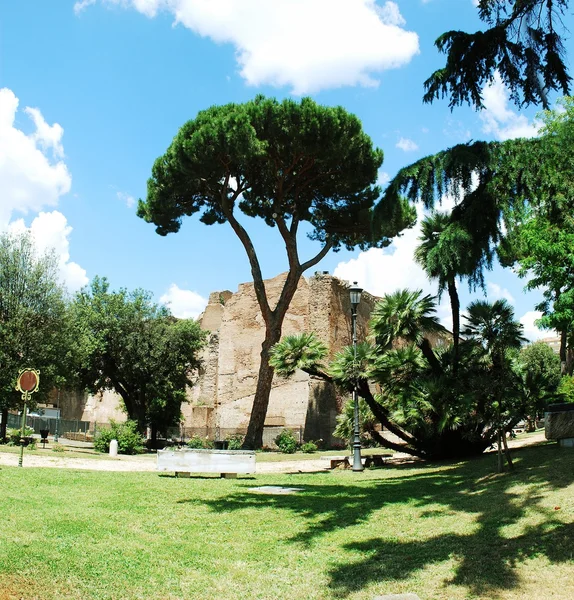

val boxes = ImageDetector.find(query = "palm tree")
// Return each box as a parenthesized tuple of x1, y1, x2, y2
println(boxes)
(414, 211, 486, 371)
(463, 299, 526, 366)
(370, 289, 446, 374)
(463, 299, 526, 471)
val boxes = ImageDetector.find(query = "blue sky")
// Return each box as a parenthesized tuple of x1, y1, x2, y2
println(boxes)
(1, 0, 570, 339)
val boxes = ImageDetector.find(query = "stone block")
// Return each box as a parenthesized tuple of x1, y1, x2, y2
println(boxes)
(545, 410, 574, 440)
(157, 448, 256, 475)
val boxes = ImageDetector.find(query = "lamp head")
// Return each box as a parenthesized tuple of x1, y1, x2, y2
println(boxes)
(349, 282, 363, 311)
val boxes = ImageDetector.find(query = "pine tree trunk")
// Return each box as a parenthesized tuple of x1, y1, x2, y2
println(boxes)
(447, 279, 460, 372)
(242, 326, 282, 449)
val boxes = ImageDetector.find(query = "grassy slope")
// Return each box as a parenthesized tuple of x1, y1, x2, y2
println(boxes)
(0, 443, 572, 600)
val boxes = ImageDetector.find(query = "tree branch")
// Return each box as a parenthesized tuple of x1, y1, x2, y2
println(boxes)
(300, 239, 334, 273)
(368, 429, 425, 458)
(223, 209, 272, 323)
(357, 379, 418, 446)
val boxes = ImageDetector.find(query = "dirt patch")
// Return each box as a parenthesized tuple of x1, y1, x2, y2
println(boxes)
(0, 575, 45, 600)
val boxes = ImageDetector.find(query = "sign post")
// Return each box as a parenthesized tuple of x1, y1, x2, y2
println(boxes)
(15, 369, 40, 468)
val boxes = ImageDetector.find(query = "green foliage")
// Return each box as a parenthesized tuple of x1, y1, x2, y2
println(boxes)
(463, 299, 526, 361)
(370, 289, 445, 349)
(519, 342, 562, 415)
(137, 95, 405, 250)
(279, 290, 530, 460)
(274, 429, 298, 454)
(415, 211, 491, 295)
(93, 420, 144, 455)
(333, 397, 378, 442)
(300, 441, 318, 454)
(7, 427, 34, 446)
(329, 342, 378, 388)
(51, 443, 66, 453)
(186, 436, 213, 449)
(424, 0, 571, 109)
(225, 434, 245, 450)
(0, 232, 76, 430)
(269, 332, 328, 378)
(557, 376, 574, 403)
(72, 277, 206, 435)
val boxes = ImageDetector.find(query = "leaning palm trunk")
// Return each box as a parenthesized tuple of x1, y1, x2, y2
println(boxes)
(447, 279, 461, 372)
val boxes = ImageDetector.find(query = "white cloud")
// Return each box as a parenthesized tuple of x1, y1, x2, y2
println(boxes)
(486, 281, 514, 304)
(24, 107, 65, 158)
(75, 0, 419, 94)
(443, 119, 471, 142)
(519, 310, 557, 342)
(376, 170, 390, 188)
(334, 195, 459, 331)
(396, 137, 418, 152)
(74, 0, 97, 13)
(117, 191, 136, 208)
(8, 211, 88, 292)
(0, 88, 71, 228)
(0, 88, 87, 292)
(480, 74, 540, 141)
(160, 284, 208, 319)
(334, 204, 433, 297)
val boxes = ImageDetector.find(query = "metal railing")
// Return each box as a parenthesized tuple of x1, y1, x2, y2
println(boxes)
(3, 414, 306, 448)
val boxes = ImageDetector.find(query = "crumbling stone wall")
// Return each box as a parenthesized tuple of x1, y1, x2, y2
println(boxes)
(185, 272, 375, 445)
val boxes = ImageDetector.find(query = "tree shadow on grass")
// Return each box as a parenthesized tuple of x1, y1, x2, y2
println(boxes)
(329, 496, 574, 598)
(196, 444, 573, 597)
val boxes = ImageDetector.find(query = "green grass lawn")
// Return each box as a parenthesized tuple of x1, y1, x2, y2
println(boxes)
(1, 443, 572, 600)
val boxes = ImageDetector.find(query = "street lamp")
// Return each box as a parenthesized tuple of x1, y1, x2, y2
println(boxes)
(349, 282, 364, 472)
(54, 390, 60, 443)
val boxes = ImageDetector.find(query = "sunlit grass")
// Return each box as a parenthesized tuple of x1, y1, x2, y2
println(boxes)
(1, 443, 572, 600)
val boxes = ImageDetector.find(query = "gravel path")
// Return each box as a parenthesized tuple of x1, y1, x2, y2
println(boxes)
(0, 451, 330, 474)
(0, 432, 548, 474)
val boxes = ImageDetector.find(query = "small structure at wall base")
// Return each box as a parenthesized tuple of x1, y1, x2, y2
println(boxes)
(545, 403, 574, 447)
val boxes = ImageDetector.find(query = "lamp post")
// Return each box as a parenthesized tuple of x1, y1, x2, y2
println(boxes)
(54, 390, 60, 443)
(349, 282, 363, 472)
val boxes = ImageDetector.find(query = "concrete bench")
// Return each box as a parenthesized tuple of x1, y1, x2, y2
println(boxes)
(321, 455, 350, 469)
(157, 448, 256, 478)
(322, 453, 393, 469)
(363, 453, 393, 467)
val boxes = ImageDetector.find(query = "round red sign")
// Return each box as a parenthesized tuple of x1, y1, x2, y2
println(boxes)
(18, 370, 39, 392)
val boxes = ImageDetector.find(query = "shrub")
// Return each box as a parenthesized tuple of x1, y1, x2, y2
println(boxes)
(300, 441, 318, 453)
(275, 429, 298, 454)
(226, 434, 244, 450)
(7, 427, 34, 446)
(94, 420, 144, 455)
(558, 376, 574, 403)
(52, 443, 66, 453)
(186, 435, 213, 449)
